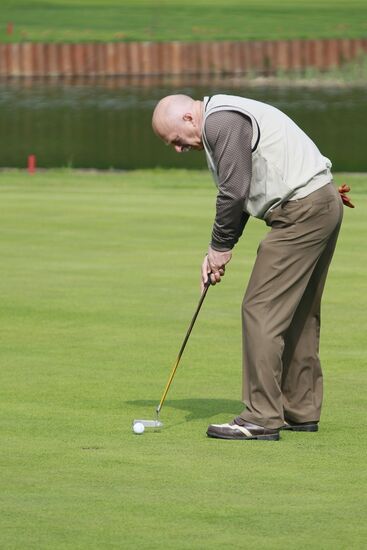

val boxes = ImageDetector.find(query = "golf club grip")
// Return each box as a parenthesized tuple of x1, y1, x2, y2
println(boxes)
(156, 278, 211, 414)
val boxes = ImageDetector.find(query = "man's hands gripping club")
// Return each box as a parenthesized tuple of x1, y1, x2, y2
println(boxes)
(201, 246, 232, 292)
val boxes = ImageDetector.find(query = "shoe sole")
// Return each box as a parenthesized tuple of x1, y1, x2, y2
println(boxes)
(281, 424, 318, 432)
(206, 431, 280, 441)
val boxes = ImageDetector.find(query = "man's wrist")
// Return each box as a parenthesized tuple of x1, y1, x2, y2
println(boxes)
(210, 241, 233, 253)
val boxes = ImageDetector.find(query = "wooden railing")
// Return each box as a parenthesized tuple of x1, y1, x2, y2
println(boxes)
(0, 38, 366, 78)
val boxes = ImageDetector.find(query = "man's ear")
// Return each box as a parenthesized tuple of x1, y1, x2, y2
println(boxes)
(183, 113, 193, 122)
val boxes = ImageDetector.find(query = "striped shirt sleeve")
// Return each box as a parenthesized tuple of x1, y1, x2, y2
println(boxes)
(205, 110, 252, 251)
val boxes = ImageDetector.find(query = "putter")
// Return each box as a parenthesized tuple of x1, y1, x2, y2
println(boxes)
(133, 275, 212, 431)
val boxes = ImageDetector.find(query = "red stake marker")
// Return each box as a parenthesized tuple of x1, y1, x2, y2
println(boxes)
(6, 22, 13, 35)
(28, 154, 36, 174)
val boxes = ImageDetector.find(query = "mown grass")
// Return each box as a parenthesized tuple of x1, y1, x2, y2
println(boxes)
(0, 169, 366, 549)
(1, 0, 367, 43)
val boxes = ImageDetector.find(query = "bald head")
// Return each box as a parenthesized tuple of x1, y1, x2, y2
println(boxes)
(152, 94, 195, 138)
(152, 94, 204, 153)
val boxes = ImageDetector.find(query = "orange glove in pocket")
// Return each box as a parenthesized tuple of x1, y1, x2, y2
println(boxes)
(338, 184, 355, 208)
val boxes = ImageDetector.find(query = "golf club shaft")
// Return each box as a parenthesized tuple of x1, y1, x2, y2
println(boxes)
(156, 280, 211, 414)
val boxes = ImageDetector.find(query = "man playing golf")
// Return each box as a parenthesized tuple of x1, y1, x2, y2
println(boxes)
(152, 94, 350, 441)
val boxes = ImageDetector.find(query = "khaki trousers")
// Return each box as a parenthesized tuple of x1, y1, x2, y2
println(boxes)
(240, 183, 343, 429)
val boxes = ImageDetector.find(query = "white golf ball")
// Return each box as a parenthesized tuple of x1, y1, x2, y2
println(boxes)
(133, 422, 145, 435)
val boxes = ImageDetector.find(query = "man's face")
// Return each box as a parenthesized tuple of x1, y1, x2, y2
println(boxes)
(165, 115, 203, 153)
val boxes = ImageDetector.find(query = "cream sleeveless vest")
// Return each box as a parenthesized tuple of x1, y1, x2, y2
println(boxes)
(202, 95, 332, 219)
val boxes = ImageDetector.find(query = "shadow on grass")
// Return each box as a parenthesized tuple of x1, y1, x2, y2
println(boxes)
(126, 398, 243, 422)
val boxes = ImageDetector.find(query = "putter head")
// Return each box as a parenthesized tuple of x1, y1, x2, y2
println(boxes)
(133, 419, 163, 429)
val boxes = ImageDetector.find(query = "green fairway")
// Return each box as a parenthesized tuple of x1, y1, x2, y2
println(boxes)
(0, 169, 366, 548)
(1, 0, 367, 42)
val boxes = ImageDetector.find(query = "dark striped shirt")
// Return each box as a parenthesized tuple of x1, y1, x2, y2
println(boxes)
(205, 110, 252, 251)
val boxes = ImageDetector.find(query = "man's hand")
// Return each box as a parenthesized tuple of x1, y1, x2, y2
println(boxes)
(201, 246, 232, 292)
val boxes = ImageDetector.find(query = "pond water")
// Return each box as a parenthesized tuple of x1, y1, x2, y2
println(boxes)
(0, 78, 366, 171)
